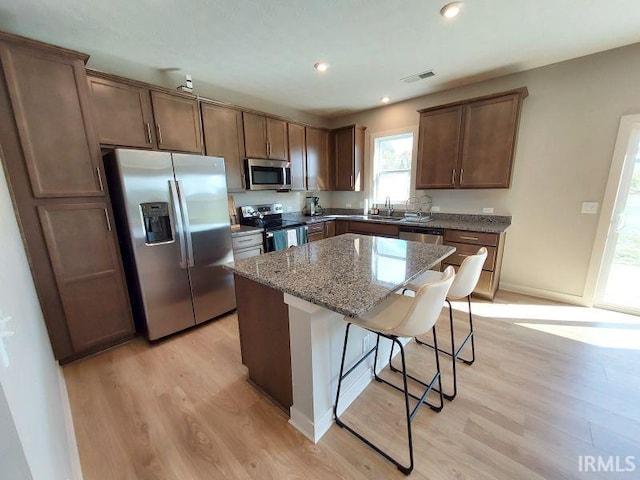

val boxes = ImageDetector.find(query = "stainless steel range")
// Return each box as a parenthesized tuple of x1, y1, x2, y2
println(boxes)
(239, 204, 308, 252)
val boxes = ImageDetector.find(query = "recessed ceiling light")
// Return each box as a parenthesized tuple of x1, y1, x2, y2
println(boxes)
(314, 62, 329, 72)
(380, 96, 390, 104)
(440, 2, 463, 18)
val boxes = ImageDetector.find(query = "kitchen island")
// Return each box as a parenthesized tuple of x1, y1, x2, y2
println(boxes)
(225, 234, 454, 443)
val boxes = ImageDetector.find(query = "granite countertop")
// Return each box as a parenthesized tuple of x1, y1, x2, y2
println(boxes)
(285, 212, 511, 234)
(231, 225, 264, 237)
(225, 233, 455, 317)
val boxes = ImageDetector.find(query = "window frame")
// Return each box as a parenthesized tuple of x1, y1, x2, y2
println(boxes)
(368, 127, 419, 209)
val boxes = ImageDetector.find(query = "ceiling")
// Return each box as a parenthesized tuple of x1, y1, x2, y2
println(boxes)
(1, 0, 640, 118)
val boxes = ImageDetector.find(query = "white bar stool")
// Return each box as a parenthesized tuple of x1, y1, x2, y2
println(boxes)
(333, 266, 455, 475)
(403, 247, 487, 400)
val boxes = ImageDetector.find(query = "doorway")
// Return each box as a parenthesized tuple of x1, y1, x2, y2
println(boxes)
(595, 117, 640, 314)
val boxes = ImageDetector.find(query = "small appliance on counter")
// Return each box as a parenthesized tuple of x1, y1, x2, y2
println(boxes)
(239, 203, 308, 252)
(304, 196, 324, 216)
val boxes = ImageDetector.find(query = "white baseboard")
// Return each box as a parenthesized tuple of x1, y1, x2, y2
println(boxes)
(57, 365, 83, 480)
(499, 282, 585, 306)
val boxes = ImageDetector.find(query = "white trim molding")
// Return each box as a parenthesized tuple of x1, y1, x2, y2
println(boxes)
(500, 282, 585, 306)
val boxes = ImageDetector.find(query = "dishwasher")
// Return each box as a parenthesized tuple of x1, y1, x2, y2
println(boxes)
(399, 226, 444, 245)
(399, 226, 445, 271)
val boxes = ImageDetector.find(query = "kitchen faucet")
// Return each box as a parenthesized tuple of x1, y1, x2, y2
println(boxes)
(384, 196, 394, 216)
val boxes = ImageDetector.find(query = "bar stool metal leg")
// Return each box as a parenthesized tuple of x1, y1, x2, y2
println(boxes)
(334, 324, 444, 475)
(415, 296, 476, 400)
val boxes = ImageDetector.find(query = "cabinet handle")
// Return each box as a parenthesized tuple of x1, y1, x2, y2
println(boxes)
(96, 167, 104, 192)
(157, 124, 163, 144)
(457, 253, 469, 258)
(146, 123, 152, 144)
(452, 169, 456, 185)
(350, 175, 354, 187)
(460, 168, 464, 185)
(459, 236, 479, 241)
(104, 208, 112, 231)
(266, 141, 271, 157)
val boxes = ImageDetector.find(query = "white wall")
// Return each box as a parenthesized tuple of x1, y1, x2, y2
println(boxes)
(328, 42, 640, 301)
(0, 163, 80, 479)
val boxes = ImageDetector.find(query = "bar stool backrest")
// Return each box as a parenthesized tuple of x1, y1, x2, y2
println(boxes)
(393, 266, 455, 338)
(448, 247, 488, 300)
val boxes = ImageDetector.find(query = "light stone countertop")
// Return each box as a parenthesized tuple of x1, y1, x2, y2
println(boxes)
(225, 233, 455, 317)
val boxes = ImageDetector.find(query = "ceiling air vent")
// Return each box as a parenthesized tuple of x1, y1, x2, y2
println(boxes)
(401, 70, 436, 83)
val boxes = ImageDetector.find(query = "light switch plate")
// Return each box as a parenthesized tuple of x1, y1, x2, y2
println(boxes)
(482, 207, 494, 214)
(431, 206, 441, 212)
(581, 202, 599, 214)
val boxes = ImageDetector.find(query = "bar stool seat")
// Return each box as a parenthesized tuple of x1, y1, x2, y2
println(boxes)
(334, 267, 455, 475)
(404, 247, 488, 400)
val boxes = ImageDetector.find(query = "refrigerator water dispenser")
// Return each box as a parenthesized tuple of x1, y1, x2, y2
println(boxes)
(141, 202, 173, 244)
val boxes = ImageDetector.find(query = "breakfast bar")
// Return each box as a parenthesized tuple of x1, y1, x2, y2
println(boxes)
(225, 234, 454, 443)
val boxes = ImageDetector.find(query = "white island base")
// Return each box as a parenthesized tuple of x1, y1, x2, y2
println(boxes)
(285, 293, 403, 444)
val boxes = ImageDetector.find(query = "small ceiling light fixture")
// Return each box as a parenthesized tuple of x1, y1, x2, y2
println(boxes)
(440, 1, 463, 18)
(380, 96, 391, 104)
(314, 62, 329, 72)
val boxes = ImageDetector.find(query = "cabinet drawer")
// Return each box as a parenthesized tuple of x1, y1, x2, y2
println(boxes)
(348, 221, 399, 238)
(232, 233, 263, 250)
(307, 222, 325, 235)
(445, 242, 496, 271)
(444, 229, 498, 247)
(308, 232, 324, 243)
(234, 246, 263, 260)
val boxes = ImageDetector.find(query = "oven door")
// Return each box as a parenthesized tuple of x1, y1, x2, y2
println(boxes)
(245, 158, 291, 191)
(265, 226, 308, 252)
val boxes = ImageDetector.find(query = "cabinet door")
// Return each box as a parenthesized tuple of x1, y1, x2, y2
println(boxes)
(201, 103, 246, 191)
(242, 112, 267, 158)
(0, 43, 104, 198)
(150, 91, 202, 153)
(288, 123, 306, 190)
(324, 221, 336, 238)
(306, 127, 331, 190)
(334, 127, 355, 191)
(38, 202, 134, 352)
(459, 94, 520, 188)
(88, 76, 155, 148)
(266, 117, 288, 160)
(415, 106, 463, 189)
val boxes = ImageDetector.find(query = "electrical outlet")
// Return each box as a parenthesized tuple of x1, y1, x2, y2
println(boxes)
(431, 206, 441, 212)
(581, 202, 599, 214)
(285, 206, 292, 212)
(346, 203, 352, 208)
(482, 207, 494, 214)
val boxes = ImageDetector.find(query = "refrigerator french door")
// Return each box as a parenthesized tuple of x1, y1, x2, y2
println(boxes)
(106, 148, 235, 340)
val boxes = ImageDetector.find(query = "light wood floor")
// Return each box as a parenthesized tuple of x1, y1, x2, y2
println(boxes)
(64, 291, 640, 479)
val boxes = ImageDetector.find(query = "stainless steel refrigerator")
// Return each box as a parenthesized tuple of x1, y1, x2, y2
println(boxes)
(105, 148, 235, 340)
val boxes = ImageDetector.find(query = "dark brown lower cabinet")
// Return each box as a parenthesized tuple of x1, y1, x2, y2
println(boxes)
(234, 275, 292, 412)
(38, 202, 134, 352)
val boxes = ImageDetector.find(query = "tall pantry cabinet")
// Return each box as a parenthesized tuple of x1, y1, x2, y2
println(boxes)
(0, 32, 134, 362)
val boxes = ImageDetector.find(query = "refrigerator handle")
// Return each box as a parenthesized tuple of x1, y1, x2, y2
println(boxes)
(169, 180, 188, 269)
(177, 180, 195, 268)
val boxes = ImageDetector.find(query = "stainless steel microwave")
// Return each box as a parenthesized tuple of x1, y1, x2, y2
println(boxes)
(245, 158, 291, 191)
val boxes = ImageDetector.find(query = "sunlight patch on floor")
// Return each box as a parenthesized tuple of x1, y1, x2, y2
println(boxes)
(464, 302, 640, 325)
(514, 322, 640, 350)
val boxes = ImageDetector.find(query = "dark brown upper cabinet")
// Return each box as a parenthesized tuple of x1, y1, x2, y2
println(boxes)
(242, 112, 288, 161)
(151, 91, 202, 153)
(333, 124, 365, 191)
(201, 102, 246, 192)
(38, 202, 134, 352)
(416, 88, 527, 190)
(287, 123, 306, 190)
(0, 42, 104, 198)
(88, 74, 155, 149)
(305, 127, 332, 191)
(415, 106, 463, 189)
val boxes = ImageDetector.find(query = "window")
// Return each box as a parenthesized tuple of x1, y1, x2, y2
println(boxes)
(372, 132, 413, 204)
